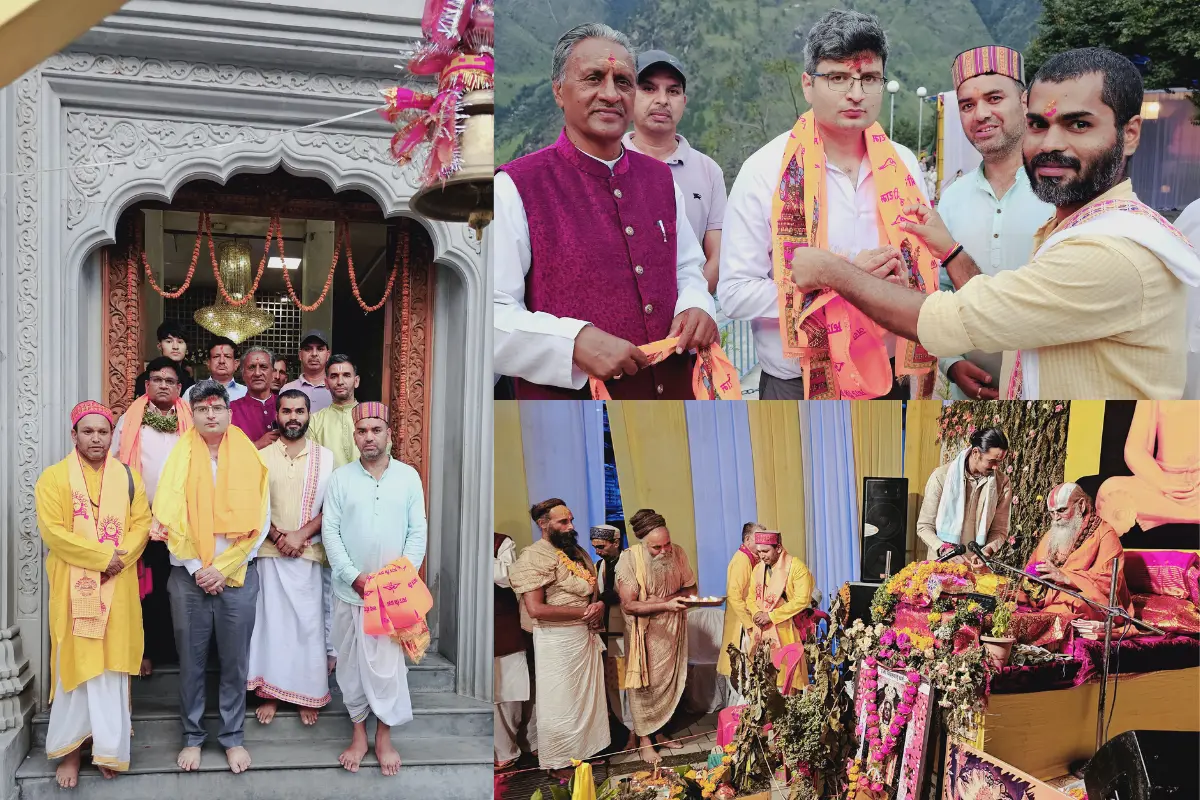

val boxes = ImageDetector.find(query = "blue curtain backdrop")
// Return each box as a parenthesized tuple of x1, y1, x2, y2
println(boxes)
(799, 401, 861, 608)
(684, 402, 758, 596)
(518, 400, 607, 562)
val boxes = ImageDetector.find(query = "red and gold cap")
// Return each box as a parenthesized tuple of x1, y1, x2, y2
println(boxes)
(753, 530, 781, 546)
(951, 46, 1024, 90)
(71, 400, 114, 427)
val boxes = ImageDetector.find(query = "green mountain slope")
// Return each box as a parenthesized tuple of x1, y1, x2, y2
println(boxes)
(497, 0, 1034, 179)
(971, 0, 1043, 51)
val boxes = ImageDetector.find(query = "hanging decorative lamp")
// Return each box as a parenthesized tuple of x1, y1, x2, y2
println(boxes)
(194, 239, 274, 344)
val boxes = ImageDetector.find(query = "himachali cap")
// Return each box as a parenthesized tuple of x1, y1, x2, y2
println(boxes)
(71, 400, 114, 427)
(753, 530, 781, 547)
(351, 401, 389, 425)
(951, 46, 1024, 90)
(590, 525, 620, 542)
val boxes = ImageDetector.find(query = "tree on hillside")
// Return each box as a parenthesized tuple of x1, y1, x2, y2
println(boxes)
(1026, 0, 1199, 95)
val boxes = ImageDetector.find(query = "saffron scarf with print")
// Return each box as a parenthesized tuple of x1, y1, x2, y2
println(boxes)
(1007, 197, 1200, 399)
(116, 395, 193, 473)
(362, 556, 434, 662)
(751, 552, 793, 650)
(589, 338, 741, 400)
(772, 111, 938, 399)
(67, 455, 131, 639)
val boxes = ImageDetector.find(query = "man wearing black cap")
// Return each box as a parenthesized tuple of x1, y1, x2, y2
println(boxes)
(623, 50, 727, 294)
(134, 322, 195, 398)
(281, 329, 333, 413)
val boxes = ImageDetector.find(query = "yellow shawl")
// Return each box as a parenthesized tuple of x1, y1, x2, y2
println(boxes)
(67, 455, 131, 639)
(153, 426, 268, 586)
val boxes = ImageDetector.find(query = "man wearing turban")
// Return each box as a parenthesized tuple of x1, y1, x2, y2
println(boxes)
(749, 531, 815, 691)
(36, 401, 151, 787)
(1023, 482, 1132, 621)
(615, 509, 696, 764)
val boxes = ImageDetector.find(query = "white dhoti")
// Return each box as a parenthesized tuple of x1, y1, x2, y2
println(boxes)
(494, 650, 537, 763)
(331, 596, 413, 727)
(532, 624, 609, 770)
(247, 557, 332, 707)
(46, 668, 131, 771)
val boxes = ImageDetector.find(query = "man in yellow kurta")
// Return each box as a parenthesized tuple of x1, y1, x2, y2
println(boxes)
(306, 354, 360, 469)
(717, 522, 762, 679)
(749, 531, 815, 691)
(152, 379, 270, 776)
(36, 401, 150, 789)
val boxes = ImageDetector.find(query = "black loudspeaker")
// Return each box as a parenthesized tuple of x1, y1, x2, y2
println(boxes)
(846, 581, 881, 626)
(1083, 730, 1200, 800)
(860, 477, 908, 582)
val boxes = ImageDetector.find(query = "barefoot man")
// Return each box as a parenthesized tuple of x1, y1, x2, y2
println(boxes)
(322, 402, 428, 776)
(246, 389, 335, 726)
(37, 401, 151, 788)
(616, 509, 696, 764)
(154, 380, 271, 775)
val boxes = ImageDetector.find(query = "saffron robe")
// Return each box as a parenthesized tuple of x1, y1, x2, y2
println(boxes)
(36, 456, 151, 696)
(1025, 520, 1134, 621)
(717, 547, 755, 676)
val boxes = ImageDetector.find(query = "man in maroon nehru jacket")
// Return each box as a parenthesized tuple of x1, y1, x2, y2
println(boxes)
(494, 22, 718, 399)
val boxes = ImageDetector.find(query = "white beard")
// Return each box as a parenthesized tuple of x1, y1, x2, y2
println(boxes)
(1046, 514, 1085, 564)
(648, 549, 673, 582)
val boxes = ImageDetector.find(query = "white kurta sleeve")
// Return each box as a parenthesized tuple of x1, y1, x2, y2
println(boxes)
(672, 181, 717, 320)
(717, 147, 783, 321)
(493, 171, 591, 390)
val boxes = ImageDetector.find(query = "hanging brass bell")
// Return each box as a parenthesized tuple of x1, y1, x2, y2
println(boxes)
(410, 89, 494, 237)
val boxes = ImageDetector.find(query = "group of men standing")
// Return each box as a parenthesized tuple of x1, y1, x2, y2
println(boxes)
(493, 500, 817, 778)
(36, 328, 426, 788)
(494, 9, 1199, 400)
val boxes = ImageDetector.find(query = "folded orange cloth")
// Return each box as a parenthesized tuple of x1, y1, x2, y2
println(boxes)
(361, 557, 433, 662)
(589, 338, 741, 400)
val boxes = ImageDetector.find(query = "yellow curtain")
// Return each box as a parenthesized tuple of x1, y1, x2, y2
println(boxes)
(903, 401, 944, 562)
(851, 401, 904, 491)
(746, 401, 806, 563)
(494, 401, 533, 550)
(1064, 401, 1106, 483)
(606, 401, 698, 575)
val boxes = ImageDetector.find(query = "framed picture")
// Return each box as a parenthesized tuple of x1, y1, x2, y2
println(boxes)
(852, 666, 936, 800)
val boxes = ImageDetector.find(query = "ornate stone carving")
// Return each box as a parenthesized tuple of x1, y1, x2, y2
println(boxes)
(292, 131, 420, 190)
(389, 227, 434, 491)
(66, 113, 274, 229)
(0, 627, 34, 732)
(101, 249, 141, 416)
(15, 71, 42, 617)
(42, 52, 403, 99)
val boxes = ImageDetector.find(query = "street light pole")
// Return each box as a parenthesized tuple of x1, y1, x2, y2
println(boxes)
(917, 86, 928, 154)
(887, 80, 900, 140)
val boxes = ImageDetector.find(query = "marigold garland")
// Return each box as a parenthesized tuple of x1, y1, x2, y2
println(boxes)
(212, 214, 276, 307)
(279, 218, 338, 312)
(141, 211, 205, 299)
(557, 550, 595, 587)
(349, 224, 404, 312)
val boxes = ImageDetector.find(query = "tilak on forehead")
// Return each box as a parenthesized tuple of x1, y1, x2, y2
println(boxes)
(1043, 100, 1058, 118)
(1047, 482, 1087, 509)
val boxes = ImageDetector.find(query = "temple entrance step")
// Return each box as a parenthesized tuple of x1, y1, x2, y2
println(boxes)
(14, 734, 492, 799)
(29, 690, 490, 746)
(130, 651, 456, 698)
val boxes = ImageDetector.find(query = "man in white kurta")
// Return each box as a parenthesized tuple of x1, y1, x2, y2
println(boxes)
(246, 389, 334, 725)
(322, 401, 427, 776)
(936, 46, 1054, 400)
(494, 532, 538, 768)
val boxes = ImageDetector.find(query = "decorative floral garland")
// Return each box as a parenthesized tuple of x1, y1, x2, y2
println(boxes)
(348, 223, 404, 312)
(848, 658, 922, 795)
(557, 550, 596, 587)
(142, 405, 179, 434)
(279, 217, 336, 312)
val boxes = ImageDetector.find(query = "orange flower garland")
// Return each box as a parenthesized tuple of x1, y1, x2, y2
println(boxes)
(142, 211, 205, 299)
(280, 218, 338, 312)
(557, 550, 596, 587)
(349, 223, 404, 312)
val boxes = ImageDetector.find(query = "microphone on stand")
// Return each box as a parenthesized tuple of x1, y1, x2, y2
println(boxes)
(966, 542, 988, 561)
(935, 543, 966, 563)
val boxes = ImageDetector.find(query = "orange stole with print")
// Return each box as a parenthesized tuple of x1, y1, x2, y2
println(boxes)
(67, 455, 131, 639)
(589, 338, 741, 400)
(772, 111, 938, 399)
(362, 557, 434, 662)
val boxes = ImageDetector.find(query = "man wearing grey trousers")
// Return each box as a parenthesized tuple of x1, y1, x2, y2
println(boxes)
(153, 379, 271, 775)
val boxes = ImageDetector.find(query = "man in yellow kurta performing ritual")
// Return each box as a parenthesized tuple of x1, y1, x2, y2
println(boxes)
(1024, 482, 1132, 621)
(36, 401, 151, 789)
(152, 380, 271, 776)
(1096, 400, 1200, 536)
(717, 522, 762, 680)
(749, 530, 815, 690)
(615, 509, 696, 765)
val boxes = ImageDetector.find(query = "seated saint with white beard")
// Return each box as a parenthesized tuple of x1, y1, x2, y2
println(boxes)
(1023, 483, 1132, 621)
